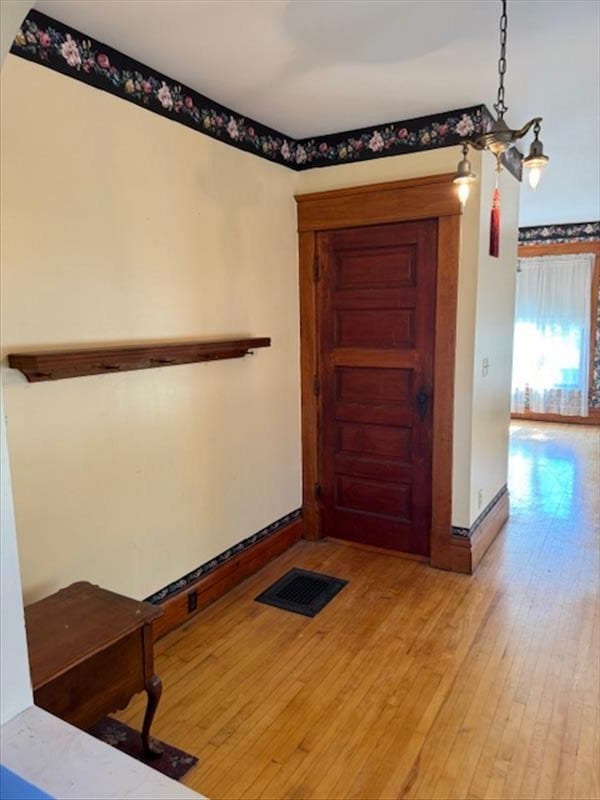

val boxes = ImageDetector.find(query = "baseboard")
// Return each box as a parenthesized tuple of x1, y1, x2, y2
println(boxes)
(450, 489, 510, 574)
(151, 516, 303, 640)
(511, 410, 600, 426)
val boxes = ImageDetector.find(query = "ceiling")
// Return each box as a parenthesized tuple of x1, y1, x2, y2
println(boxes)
(35, 0, 600, 226)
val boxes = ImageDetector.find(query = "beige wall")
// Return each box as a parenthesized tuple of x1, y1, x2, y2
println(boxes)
(295, 147, 518, 529)
(1, 57, 301, 602)
(468, 151, 519, 522)
(2, 55, 519, 603)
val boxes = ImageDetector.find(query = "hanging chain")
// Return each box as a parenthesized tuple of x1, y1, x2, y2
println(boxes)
(494, 0, 508, 119)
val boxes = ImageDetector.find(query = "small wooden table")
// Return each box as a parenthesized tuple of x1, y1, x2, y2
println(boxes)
(25, 581, 164, 757)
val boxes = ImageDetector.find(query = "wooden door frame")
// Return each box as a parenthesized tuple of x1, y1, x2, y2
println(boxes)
(295, 173, 462, 570)
(512, 240, 600, 426)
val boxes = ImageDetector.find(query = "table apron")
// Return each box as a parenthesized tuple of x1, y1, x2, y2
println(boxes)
(34, 629, 147, 730)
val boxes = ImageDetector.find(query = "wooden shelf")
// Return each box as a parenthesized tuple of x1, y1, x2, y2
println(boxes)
(8, 338, 271, 382)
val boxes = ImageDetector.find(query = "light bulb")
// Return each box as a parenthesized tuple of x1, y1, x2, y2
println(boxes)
(528, 167, 541, 190)
(523, 124, 549, 190)
(453, 143, 476, 208)
(458, 182, 470, 207)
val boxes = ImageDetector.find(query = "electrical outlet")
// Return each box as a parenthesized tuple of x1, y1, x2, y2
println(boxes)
(187, 590, 198, 613)
(478, 489, 483, 509)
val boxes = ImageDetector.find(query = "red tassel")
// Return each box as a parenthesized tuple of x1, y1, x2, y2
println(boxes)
(489, 187, 501, 257)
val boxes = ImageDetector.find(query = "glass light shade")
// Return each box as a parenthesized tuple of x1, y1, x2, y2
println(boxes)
(452, 145, 477, 208)
(457, 182, 471, 206)
(523, 134, 549, 191)
(528, 166, 542, 190)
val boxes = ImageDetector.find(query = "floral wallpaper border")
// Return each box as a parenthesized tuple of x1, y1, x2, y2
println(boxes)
(12, 9, 492, 172)
(519, 221, 600, 246)
(145, 508, 302, 605)
(294, 106, 490, 170)
(452, 485, 508, 538)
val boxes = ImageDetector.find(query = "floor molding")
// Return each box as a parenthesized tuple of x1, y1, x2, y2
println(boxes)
(451, 485, 508, 538)
(151, 515, 303, 640)
(450, 488, 510, 574)
(511, 410, 600, 426)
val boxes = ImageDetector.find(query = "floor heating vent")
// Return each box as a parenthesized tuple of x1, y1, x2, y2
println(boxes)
(255, 568, 347, 617)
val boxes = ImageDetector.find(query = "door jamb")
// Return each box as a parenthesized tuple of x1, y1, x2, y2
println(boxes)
(295, 173, 462, 570)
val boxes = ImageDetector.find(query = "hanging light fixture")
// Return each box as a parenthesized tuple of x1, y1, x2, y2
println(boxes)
(453, 143, 477, 208)
(452, 0, 550, 254)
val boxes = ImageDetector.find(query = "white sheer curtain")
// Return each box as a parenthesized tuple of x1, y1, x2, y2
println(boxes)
(511, 253, 594, 416)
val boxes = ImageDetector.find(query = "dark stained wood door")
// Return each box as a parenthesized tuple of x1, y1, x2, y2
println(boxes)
(317, 220, 437, 556)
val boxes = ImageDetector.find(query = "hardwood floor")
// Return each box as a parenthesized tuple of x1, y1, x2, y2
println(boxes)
(117, 422, 599, 799)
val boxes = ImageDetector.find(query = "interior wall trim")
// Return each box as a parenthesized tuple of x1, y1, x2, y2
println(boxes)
(145, 508, 301, 605)
(150, 512, 303, 641)
(452, 484, 508, 537)
(12, 9, 492, 172)
(519, 221, 600, 246)
(296, 175, 461, 572)
(450, 488, 510, 574)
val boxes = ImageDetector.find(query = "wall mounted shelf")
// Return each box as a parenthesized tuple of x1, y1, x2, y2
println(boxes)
(8, 338, 271, 382)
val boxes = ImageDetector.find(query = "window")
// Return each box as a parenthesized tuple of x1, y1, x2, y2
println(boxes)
(511, 253, 595, 416)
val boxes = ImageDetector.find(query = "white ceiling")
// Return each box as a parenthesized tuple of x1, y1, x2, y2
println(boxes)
(35, 0, 600, 226)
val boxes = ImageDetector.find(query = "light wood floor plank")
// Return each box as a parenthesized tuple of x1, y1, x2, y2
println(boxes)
(114, 422, 599, 799)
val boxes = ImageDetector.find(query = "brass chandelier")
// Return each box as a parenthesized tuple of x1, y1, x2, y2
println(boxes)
(453, 0, 550, 209)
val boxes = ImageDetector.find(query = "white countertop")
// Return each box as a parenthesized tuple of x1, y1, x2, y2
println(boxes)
(1, 706, 205, 800)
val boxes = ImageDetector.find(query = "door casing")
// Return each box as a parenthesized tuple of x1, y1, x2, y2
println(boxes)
(295, 173, 462, 570)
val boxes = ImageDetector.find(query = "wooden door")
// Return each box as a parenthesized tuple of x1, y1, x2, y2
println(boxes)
(317, 219, 437, 556)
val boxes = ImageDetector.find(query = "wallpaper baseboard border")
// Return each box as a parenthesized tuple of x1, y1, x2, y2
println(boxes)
(450, 487, 510, 574)
(145, 508, 302, 606)
(452, 484, 508, 538)
(150, 512, 303, 640)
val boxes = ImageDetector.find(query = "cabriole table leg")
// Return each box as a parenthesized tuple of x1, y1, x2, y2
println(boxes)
(142, 673, 164, 757)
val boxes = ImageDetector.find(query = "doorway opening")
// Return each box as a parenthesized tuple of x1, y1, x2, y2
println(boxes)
(511, 242, 599, 426)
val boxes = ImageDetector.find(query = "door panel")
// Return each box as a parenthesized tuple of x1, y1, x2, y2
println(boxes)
(336, 247, 415, 289)
(337, 422, 412, 462)
(336, 474, 411, 518)
(335, 309, 415, 349)
(318, 219, 437, 556)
